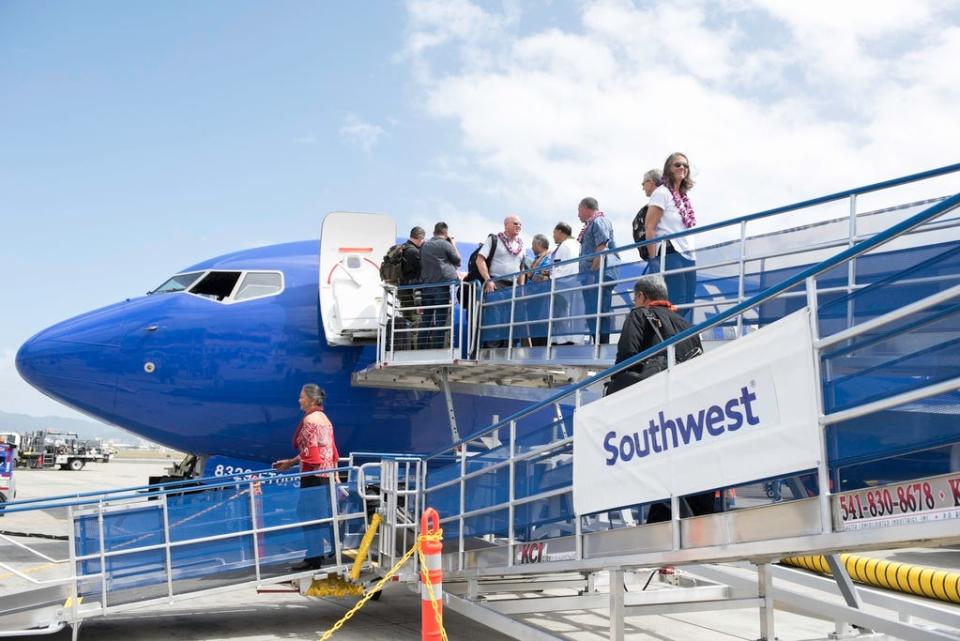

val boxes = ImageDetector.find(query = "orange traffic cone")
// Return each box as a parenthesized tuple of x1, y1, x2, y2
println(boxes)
(420, 508, 443, 641)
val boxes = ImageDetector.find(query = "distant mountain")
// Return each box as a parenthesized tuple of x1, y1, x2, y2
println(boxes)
(0, 409, 137, 442)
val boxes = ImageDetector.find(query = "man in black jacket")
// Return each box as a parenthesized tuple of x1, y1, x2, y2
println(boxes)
(397, 226, 425, 348)
(608, 275, 702, 394)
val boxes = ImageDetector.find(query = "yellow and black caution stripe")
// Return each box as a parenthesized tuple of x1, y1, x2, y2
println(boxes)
(783, 554, 960, 605)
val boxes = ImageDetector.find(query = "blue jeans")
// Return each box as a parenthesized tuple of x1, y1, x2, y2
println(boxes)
(647, 252, 697, 322)
(580, 268, 618, 344)
(422, 284, 451, 348)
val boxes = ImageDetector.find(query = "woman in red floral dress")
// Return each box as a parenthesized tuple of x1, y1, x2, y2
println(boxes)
(273, 384, 340, 570)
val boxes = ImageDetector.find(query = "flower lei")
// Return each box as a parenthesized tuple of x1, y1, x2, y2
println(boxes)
(497, 231, 524, 256)
(647, 300, 677, 312)
(668, 187, 696, 229)
(577, 210, 604, 243)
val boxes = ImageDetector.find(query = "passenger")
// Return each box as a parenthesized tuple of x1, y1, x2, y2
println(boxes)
(632, 169, 662, 258)
(606, 275, 701, 395)
(577, 197, 621, 344)
(645, 152, 697, 322)
(419, 222, 461, 348)
(398, 226, 425, 349)
(476, 215, 527, 348)
(529, 234, 552, 281)
(526, 234, 553, 346)
(550, 222, 581, 345)
(272, 384, 340, 571)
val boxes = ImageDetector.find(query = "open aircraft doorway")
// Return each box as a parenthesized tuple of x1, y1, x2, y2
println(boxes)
(319, 211, 395, 345)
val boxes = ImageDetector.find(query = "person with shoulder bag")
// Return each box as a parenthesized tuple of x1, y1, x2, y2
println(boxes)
(606, 275, 702, 396)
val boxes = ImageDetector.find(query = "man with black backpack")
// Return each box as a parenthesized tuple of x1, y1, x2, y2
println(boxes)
(381, 227, 425, 349)
(474, 215, 527, 348)
(607, 275, 703, 395)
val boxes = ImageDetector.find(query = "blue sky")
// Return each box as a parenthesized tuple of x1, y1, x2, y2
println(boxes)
(3, 0, 959, 417)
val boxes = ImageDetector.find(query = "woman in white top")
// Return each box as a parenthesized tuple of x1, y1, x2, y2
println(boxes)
(645, 152, 697, 322)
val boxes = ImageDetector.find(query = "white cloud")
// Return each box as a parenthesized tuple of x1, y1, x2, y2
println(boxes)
(339, 114, 385, 152)
(403, 0, 960, 247)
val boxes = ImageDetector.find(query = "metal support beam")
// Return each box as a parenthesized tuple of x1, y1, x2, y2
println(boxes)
(757, 562, 776, 641)
(443, 592, 565, 641)
(825, 554, 862, 609)
(690, 564, 960, 641)
(609, 568, 625, 641)
(433, 368, 461, 442)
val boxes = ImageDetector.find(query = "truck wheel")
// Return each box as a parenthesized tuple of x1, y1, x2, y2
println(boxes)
(69, 459, 85, 471)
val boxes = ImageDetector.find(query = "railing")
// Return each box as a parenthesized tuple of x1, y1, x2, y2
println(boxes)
(421, 192, 960, 572)
(0, 464, 375, 623)
(472, 164, 960, 360)
(377, 279, 469, 364)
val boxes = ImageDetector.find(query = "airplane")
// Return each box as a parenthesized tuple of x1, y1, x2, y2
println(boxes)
(16, 194, 960, 487)
(15, 213, 538, 478)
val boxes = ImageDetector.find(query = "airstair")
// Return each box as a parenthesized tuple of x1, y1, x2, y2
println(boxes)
(353, 165, 960, 640)
(0, 458, 427, 639)
(3, 165, 960, 640)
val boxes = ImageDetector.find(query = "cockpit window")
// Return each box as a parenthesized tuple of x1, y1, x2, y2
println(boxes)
(152, 272, 204, 294)
(151, 270, 283, 303)
(234, 272, 283, 301)
(189, 271, 242, 301)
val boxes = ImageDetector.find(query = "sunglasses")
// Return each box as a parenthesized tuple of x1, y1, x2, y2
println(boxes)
(673, 162, 689, 169)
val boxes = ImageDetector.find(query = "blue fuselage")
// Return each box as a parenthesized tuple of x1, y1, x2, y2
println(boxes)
(16, 240, 515, 462)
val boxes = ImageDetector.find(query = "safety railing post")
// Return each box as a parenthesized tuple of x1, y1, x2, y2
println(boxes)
(545, 273, 556, 358)
(328, 470, 342, 566)
(455, 283, 470, 356)
(389, 286, 397, 362)
(507, 275, 518, 360)
(737, 220, 747, 337)
(447, 283, 455, 357)
(476, 285, 486, 357)
(594, 254, 605, 359)
(670, 495, 681, 550)
(458, 443, 466, 572)
(574, 388, 584, 561)
(806, 276, 834, 534)
(97, 499, 107, 613)
(66, 505, 79, 627)
(161, 492, 174, 599)
(847, 194, 858, 331)
(248, 476, 262, 583)
(507, 420, 516, 567)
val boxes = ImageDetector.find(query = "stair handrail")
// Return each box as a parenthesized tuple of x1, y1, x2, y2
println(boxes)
(427, 191, 960, 459)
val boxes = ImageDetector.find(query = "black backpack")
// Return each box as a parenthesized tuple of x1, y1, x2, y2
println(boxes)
(465, 234, 498, 283)
(380, 242, 408, 284)
(632, 205, 652, 259)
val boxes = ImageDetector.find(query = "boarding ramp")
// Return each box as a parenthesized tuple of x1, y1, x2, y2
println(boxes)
(0, 459, 425, 638)
(356, 163, 960, 397)
(407, 191, 960, 640)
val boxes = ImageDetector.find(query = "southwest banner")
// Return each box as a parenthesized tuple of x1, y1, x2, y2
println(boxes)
(573, 310, 821, 515)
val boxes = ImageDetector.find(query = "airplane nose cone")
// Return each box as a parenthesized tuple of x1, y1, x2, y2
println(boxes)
(16, 304, 129, 416)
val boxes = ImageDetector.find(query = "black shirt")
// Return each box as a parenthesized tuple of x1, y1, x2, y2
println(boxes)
(400, 242, 421, 284)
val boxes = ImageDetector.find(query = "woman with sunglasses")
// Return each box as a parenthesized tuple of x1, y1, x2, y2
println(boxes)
(644, 152, 697, 322)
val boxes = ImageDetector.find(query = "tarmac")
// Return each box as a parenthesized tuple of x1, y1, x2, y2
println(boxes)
(1, 461, 956, 640)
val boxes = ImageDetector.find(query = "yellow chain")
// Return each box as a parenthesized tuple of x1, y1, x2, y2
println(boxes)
(317, 531, 447, 641)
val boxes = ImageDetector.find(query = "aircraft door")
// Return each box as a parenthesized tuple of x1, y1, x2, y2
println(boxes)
(319, 212, 396, 345)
